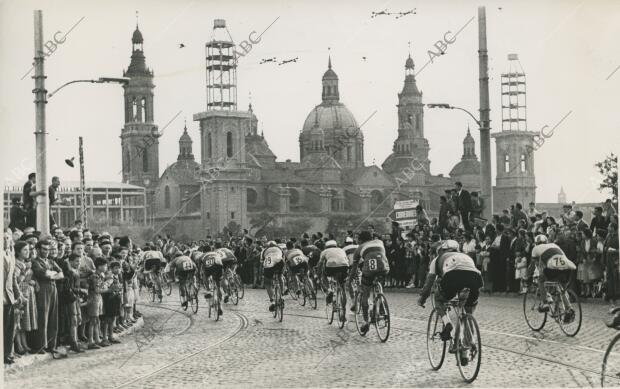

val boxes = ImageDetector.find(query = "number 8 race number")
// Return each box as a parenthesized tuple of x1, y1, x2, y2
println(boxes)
(368, 258, 377, 270)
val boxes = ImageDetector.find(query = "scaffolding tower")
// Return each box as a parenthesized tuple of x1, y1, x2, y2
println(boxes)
(501, 53, 527, 131)
(205, 19, 237, 111)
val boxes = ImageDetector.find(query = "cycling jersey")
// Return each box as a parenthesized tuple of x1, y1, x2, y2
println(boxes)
(217, 248, 237, 264)
(286, 248, 308, 267)
(302, 245, 321, 267)
(171, 255, 196, 273)
(429, 252, 480, 277)
(202, 251, 223, 268)
(531, 243, 576, 270)
(353, 240, 389, 276)
(320, 247, 349, 268)
(262, 246, 284, 269)
(343, 244, 358, 267)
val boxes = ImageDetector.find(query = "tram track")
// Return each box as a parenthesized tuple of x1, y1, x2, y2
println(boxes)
(114, 309, 248, 388)
(229, 304, 612, 383)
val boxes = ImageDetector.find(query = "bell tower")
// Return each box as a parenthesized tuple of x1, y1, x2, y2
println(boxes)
(194, 19, 250, 235)
(120, 22, 159, 189)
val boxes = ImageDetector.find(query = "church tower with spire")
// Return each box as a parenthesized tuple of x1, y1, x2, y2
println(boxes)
(121, 22, 159, 189)
(382, 51, 431, 176)
(450, 127, 481, 187)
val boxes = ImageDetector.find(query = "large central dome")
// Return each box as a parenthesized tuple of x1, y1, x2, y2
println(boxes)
(302, 103, 359, 133)
(299, 57, 364, 169)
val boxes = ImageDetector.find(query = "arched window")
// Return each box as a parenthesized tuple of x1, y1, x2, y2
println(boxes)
(226, 132, 233, 157)
(504, 155, 510, 173)
(132, 98, 138, 122)
(164, 186, 170, 209)
(520, 154, 526, 172)
(141, 98, 147, 122)
(142, 150, 148, 172)
(207, 133, 212, 158)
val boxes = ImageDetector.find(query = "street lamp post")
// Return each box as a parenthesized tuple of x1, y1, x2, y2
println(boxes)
(33, 10, 49, 235)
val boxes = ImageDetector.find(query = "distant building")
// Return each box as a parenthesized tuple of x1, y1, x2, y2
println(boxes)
(558, 186, 567, 204)
(3, 181, 146, 228)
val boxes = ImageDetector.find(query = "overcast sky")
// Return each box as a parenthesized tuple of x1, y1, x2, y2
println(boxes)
(1, 0, 619, 203)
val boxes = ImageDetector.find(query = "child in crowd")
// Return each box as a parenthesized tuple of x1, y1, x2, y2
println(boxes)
(514, 250, 528, 294)
(100, 261, 123, 346)
(87, 257, 108, 349)
(67, 254, 86, 352)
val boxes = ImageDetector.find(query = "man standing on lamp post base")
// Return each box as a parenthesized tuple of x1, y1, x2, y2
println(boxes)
(455, 182, 472, 232)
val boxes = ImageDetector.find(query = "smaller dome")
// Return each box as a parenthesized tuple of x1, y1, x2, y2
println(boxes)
(463, 128, 474, 144)
(405, 55, 414, 69)
(132, 27, 144, 44)
(179, 126, 192, 143)
(322, 56, 338, 80)
(449, 159, 480, 177)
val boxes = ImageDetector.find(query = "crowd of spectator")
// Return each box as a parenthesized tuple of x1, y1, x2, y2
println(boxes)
(3, 221, 146, 365)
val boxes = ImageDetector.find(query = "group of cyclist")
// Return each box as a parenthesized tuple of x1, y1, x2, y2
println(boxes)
(135, 226, 594, 339)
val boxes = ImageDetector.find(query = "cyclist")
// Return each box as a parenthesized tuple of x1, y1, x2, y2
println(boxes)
(168, 253, 197, 309)
(343, 237, 359, 302)
(262, 240, 286, 312)
(285, 241, 309, 296)
(301, 239, 322, 290)
(319, 240, 350, 311)
(200, 247, 225, 317)
(417, 240, 483, 357)
(530, 234, 576, 318)
(351, 231, 390, 334)
(143, 250, 166, 299)
(216, 247, 237, 303)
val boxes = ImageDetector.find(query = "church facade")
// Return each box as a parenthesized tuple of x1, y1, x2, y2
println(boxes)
(119, 22, 534, 239)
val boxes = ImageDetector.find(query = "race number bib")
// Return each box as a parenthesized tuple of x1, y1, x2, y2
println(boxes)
(204, 257, 215, 267)
(182, 261, 193, 270)
(264, 256, 274, 268)
(546, 255, 571, 270)
(291, 256, 303, 266)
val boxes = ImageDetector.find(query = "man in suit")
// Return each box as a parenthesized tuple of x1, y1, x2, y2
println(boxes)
(4, 231, 23, 364)
(455, 182, 472, 231)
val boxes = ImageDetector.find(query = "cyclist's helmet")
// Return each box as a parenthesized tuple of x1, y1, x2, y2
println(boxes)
(325, 240, 337, 248)
(266, 241, 277, 248)
(534, 234, 548, 245)
(438, 239, 459, 252)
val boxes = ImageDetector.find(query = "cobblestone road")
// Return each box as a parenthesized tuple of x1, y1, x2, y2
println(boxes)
(5, 287, 619, 388)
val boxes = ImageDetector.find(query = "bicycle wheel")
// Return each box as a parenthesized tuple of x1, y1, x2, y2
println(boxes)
(287, 275, 298, 301)
(456, 314, 482, 383)
(326, 292, 335, 324)
(337, 287, 346, 329)
(214, 297, 221, 322)
(231, 282, 239, 306)
(602, 332, 620, 387)
(298, 280, 307, 307)
(426, 308, 446, 370)
(523, 284, 547, 331)
(236, 274, 245, 299)
(373, 294, 390, 342)
(355, 293, 368, 336)
(278, 291, 284, 322)
(180, 287, 188, 311)
(273, 286, 280, 319)
(163, 273, 173, 296)
(307, 278, 317, 310)
(190, 285, 199, 314)
(558, 289, 582, 337)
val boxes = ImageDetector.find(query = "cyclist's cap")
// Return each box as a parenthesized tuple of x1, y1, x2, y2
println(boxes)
(143, 251, 160, 260)
(535, 234, 548, 244)
(345, 237, 354, 244)
(439, 240, 459, 251)
(325, 240, 337, 248)
(267, 241, 277, 247)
